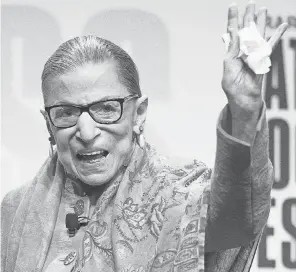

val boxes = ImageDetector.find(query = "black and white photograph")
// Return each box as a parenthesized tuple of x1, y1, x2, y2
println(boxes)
(1, 0, 296, 271)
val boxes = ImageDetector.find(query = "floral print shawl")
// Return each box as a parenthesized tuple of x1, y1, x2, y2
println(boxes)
(41, 143, 212, 272)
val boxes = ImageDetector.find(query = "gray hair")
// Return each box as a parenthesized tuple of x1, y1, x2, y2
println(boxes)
(41, 35, 141, 98)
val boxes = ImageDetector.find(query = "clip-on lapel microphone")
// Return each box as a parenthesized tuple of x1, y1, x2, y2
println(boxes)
(66, 213, 90, 237)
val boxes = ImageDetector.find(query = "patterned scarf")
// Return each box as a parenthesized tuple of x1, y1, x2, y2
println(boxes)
(3, 143, 211, 272)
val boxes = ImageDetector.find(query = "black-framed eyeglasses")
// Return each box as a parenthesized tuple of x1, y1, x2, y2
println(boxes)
(45, 94, 139, 128)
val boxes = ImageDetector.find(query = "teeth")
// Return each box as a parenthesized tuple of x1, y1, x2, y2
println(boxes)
(79, 151, 104, 156)
(76, 150, 108, 162)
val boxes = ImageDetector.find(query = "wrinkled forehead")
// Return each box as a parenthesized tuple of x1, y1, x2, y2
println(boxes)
(43, 62, 130, 106)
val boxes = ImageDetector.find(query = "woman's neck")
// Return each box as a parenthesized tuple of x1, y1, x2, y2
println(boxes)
(65, 166, 125, 206)
(65, 173, 106, 205)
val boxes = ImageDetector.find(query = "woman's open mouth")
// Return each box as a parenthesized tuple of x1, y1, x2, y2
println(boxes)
(76, 150, 109, 164)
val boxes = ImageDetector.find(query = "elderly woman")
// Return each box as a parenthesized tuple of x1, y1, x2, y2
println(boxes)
(1, 2, 288, 272)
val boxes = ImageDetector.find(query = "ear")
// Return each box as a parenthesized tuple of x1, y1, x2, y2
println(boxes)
(40, 109, 56, 145)
(133, 95, 148, 132)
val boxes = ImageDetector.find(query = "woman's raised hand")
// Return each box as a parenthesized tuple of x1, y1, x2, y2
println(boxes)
(222, 1, 288, 117)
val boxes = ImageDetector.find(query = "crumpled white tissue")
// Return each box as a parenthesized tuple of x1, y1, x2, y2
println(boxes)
(222, 22, 272, 74)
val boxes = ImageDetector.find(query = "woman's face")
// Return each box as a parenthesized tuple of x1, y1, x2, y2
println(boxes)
(43, 62, 145, 186)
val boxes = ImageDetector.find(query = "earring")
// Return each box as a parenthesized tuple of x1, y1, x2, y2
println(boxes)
(133, 125, 146, 149)
(138, 126, 145, 149)
(49, 136, 54, 157)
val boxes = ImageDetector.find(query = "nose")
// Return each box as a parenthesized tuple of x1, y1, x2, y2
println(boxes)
(75, 112, 101, 144)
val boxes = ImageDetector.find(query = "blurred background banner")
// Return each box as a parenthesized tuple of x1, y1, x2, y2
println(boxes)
(1, 0, 295, 271)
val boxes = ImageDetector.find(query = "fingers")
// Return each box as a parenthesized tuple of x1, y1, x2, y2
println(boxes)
(227, 3, 240, 56)
(243, 1, 256, 27)
(227, 3, 239, 33)
(227, 28, 240, 57)
(268, 23, 289, 49)
(256, 7, 267, 38)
